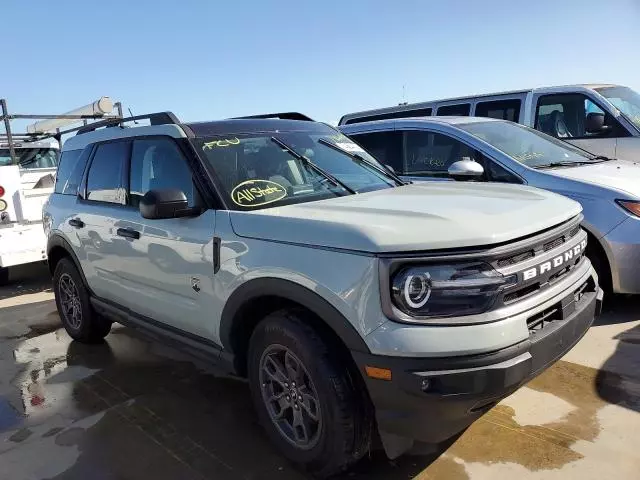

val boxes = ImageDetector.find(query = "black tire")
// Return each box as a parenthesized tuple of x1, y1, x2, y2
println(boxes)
(53, 258, 111, 343)
(586, 243, 612, 295)
(0, 267, 9, 286)
(248, 310, 372, 478)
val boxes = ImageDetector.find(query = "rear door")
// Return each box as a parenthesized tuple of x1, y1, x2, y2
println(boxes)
(75, 140, 131, 301)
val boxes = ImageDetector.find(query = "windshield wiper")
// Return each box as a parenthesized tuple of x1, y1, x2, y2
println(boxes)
(533, 161, 594, 169)
(270, 137, 357, 194)
(591, 155, 616, 162)
(316, 138, 407, 186)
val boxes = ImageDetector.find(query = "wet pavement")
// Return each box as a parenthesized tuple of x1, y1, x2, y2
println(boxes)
(0, 263, 639, 479)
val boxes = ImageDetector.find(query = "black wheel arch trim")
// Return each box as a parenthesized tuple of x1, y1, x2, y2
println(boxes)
(47, 233, 91, 289)
(219, 278, 371, 355)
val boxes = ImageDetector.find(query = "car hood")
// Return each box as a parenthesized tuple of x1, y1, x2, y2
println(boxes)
(229, 183, 581, 253)
(546, 159, 640, 197)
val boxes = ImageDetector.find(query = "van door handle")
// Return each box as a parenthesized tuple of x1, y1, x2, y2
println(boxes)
(116, 228, 140, 240)
(68, 218, 84, 228)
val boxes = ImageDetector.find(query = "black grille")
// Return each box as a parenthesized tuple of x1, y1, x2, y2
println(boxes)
(504, 282, 540, 303)
(527, 304, 562, 333)
(497, 250, 534, 267)
(543, 236, 565, 252)
(569, 225, 580, 238)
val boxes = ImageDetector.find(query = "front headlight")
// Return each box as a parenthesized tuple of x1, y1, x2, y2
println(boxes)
(390, 262, 515, 319)
(616, 199, 640, 218)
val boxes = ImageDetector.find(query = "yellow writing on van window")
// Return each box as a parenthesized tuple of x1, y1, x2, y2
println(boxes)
(202, 137, 241, 150)
(231, 179, 287, 207)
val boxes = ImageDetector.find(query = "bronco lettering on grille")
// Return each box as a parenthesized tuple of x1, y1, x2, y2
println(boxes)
(523, 239, 587, 281)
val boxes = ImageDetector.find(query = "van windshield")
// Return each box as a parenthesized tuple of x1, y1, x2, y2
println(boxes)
(196, 131, 396, 210)
(458, 121, 597, 169)
(0, 148, 59, 169)
(595, 86, 640, 132)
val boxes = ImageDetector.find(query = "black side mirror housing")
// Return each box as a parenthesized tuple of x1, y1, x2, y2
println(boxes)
(585, 112, 611, 134)
(139, 189, 198, 220)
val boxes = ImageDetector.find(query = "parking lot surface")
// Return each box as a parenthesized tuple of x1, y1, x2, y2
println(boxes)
(1, 264, 639, 480)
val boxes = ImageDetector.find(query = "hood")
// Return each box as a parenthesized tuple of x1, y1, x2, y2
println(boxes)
(229, 183, 581, 253)
(546, 159, 640, 198)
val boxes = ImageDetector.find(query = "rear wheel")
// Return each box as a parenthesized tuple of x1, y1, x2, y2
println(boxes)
(0, 267, 8, 286)
(53, 258, 111, 343)
(247, 310, 371, 477)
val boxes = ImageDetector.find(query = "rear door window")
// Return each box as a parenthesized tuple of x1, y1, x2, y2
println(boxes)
(349, 131, 403, 172)
(475, 99, 521, 122)
(86, 141, 129, 204)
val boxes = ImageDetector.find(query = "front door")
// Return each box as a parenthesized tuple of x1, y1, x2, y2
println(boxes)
(113, 136, 218, 339)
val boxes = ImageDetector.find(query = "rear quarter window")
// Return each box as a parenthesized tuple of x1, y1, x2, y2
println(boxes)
(54, 147, 91, 195)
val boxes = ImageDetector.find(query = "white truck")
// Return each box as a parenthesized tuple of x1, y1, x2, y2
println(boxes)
(0, 97, 120, 284)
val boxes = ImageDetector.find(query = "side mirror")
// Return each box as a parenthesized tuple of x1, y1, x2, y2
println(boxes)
(585, 112, 611, 134)
(139, 189, 197, 219)
(384, 164, 396, 174)
(447, 160, 484, 181)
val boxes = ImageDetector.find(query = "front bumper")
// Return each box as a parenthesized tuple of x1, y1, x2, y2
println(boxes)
(352, 281, 601, 456)
(0, 223, 47, 268)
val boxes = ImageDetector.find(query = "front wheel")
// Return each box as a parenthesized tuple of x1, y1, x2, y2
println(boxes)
(248, 310, 372, 477)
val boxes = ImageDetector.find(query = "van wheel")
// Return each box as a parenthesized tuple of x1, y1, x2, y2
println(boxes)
(53, 258, 111, 343)
(248, 310, 371, 478)
(0, 267, 9, 286)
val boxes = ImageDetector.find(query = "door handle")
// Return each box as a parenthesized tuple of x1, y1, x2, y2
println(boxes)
(68, 218, 84, 228)
(116, 228, 140, 240)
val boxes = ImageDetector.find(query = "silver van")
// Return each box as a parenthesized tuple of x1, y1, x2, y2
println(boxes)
(338, 84, 640, 160)
(339, 117, 640, 295)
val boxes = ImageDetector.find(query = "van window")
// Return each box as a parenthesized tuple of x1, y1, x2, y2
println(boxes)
(86, 141, 129, 204)
(475, 99, 521, 122)
(535, 93, 626, 139)
(129, 138, 196, 208)
(436, 103, 471, 116)
(404, 131, 479, 176)
(349, 131, 403, 172)
(344, 108, 432, 125)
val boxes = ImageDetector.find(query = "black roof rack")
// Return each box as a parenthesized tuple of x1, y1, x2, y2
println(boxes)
(76, 111, 180, 135)
(231, 112, 314, 121)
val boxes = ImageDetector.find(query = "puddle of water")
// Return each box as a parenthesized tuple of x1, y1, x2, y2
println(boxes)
(422, 359, 639, 476)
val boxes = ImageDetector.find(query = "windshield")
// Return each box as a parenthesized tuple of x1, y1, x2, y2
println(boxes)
(595, 86, 640, 131)
(0, 148, 59, 169)
(458, 121, 596, 168)
(196, 130, 396, 210)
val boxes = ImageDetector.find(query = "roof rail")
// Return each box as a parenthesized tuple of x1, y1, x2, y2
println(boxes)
(76, 111, 180, 135)
(232, 112, 314, 121)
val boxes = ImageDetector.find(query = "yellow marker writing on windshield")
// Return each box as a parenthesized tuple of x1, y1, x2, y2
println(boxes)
(203, 137, 241, 150)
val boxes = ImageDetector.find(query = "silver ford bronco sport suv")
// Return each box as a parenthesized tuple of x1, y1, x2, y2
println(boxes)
(43, 111, 602, 477)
